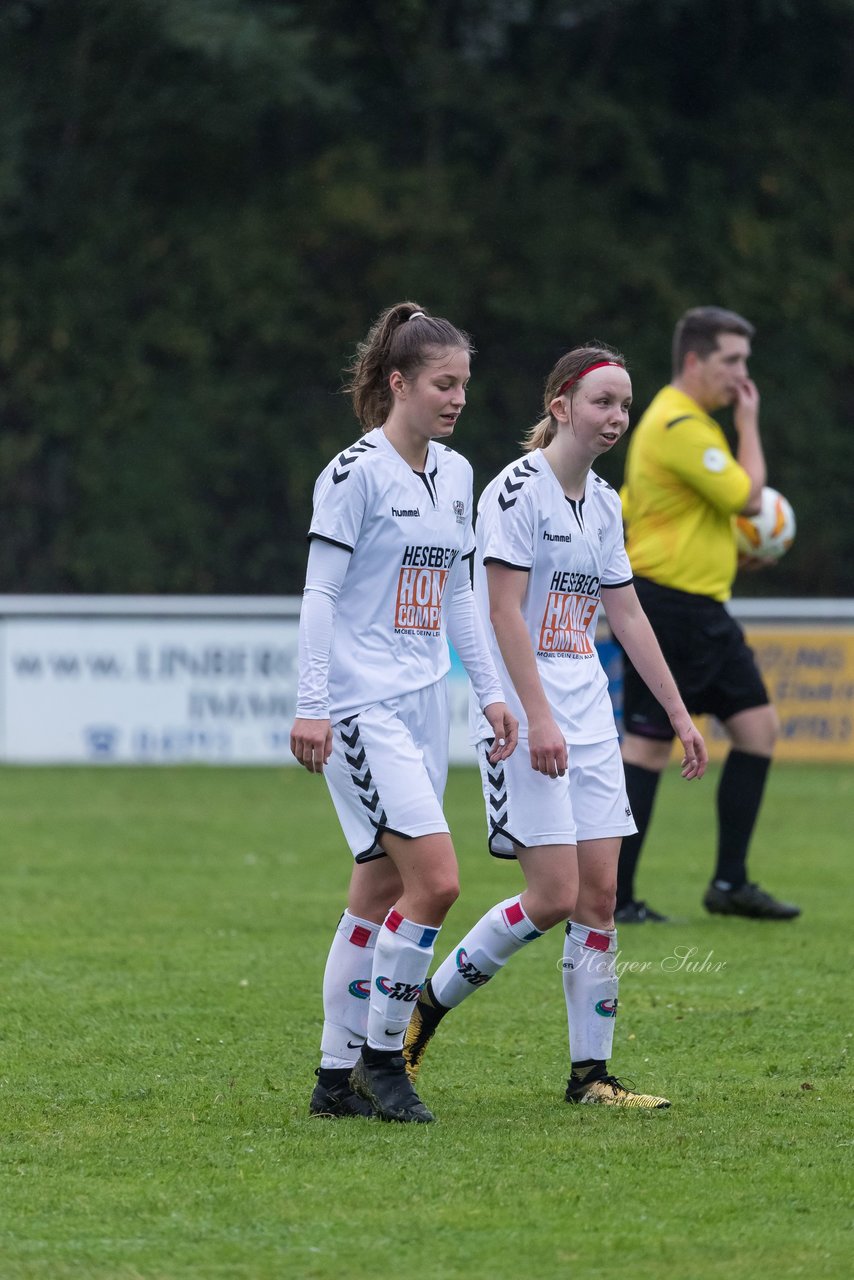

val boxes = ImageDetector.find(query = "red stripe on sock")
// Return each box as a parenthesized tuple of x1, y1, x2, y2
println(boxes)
(349, 925, 372, 948)
(585, 930, 610, 952)
(503, 901, 524, 927)
(385, 909, 403, 933)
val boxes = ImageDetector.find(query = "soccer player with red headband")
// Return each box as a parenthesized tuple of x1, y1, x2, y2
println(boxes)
(403, 344, 707, 1108)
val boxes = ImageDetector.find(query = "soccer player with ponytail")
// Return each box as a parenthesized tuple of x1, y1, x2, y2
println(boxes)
(291, 301, 517, 1123)
(404, 344, 706, 1108)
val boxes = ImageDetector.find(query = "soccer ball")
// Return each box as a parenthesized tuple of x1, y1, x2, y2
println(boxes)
(735, 486, 796, 563)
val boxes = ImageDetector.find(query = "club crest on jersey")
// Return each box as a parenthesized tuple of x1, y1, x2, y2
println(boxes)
(452, 499, 465, 524)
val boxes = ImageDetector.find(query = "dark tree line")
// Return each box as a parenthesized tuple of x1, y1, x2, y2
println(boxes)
(1, 0, 852, 595)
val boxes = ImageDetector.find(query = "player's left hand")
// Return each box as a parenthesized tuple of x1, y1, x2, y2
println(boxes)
(483, 702, 519, 762)
(672, 716, 708, 780)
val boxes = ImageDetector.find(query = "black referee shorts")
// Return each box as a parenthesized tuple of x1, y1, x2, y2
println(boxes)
(621, 578, 770, 742)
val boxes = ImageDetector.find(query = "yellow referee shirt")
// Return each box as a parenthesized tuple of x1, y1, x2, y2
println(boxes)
(621, 386, 751, 602)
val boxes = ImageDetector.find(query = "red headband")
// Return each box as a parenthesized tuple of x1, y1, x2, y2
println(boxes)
(557, 360, 623, 397)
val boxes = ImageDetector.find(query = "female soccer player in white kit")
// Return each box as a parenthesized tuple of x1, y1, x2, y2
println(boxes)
(291, 302, 517, 1123)
(403, 345, 707, 1107)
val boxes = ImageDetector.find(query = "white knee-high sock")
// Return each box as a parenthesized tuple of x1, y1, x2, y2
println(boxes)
(319, 910, 379, 1069)
(366, 910, 440, 1051)
(429, 895, 544, 1010)
(562, 920, 619, 1063)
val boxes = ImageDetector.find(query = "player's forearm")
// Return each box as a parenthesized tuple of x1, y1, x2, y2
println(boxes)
(294, 540, 349, 718)
(490, 606, 551, 726)
(295, 587, 334, 718)
(446, 573, 504, 710)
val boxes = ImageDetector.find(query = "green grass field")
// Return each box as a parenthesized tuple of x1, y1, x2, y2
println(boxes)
(2, 763, 852, 1279)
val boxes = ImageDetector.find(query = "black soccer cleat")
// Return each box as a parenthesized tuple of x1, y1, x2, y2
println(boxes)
(614, 899, 669, 924)
(350, 1051, 435, 1123)
(702, 881, 801, 920)
(309, 1067, 375, 1119)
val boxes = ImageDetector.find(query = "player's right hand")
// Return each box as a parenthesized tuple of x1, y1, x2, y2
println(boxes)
(527, 713, 568, 778)
(290, 717, 333, 774)
(484, 702, 519, 763)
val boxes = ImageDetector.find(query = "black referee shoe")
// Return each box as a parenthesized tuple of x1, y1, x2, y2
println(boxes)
(703, 881, 801, 920)
(614, 899, 669, 924)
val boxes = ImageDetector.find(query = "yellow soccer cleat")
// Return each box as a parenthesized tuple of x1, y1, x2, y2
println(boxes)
(565, 1075, 671, 1109)
(402, 998, 442, 1084)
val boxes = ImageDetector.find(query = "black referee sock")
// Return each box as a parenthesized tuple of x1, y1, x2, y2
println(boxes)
(714, 749, 772, 889)
(617, 763, 662, 908)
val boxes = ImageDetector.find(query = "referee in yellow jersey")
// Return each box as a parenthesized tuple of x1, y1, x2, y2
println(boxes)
(616, 307, 800, 921)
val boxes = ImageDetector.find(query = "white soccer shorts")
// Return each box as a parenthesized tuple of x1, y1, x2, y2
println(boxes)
(477, 735, 637, 857)
(324, 682, 451, 862)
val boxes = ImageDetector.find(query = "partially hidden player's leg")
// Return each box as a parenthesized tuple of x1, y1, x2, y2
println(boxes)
(404, 843, 576, 1083)
(704, 703, 799, 919)
(617, 732, 672, 922)
(310, 856, 401, 1119)
(564, 836, 670, 1108)
(350, 829, 459, 1123)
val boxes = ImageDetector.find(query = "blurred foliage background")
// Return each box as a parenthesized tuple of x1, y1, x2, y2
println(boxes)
(1, 0, 852, 596)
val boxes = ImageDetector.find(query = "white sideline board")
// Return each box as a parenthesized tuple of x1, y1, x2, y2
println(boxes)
(0, 596, 853, 764)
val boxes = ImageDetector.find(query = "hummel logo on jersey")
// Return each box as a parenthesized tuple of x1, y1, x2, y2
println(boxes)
(543, 530, 572, 542)
(332, 438, 377, 484)
(498, 458, 538, 509)
(392, 506, 420, 517)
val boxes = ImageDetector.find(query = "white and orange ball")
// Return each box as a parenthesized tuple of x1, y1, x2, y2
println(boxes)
(735, 486, 796, 564)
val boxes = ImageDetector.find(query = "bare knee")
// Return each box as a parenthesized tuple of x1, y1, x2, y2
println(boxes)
(525, 889, 577, 932)
(726, 704, 779, 756)
(621, 732, 672, 772)
(423, 872, 460, 918)
(575, 881, 617, 929)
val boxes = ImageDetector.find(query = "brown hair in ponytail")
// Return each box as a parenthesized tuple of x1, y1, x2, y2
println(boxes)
(344, 301, 474, 431)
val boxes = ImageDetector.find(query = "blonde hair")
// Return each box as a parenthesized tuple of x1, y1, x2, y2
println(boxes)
(344, 301, 474, 431)
(523, 343, 627, 451)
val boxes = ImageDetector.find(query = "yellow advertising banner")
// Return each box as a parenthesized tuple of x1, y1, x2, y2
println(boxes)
(693, 626, 854, 762)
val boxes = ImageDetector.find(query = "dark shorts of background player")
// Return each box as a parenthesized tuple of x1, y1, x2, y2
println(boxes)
(621, 577, 770, 742)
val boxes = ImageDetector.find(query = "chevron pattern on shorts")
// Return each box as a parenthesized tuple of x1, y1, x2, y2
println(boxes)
(339, 715, 388, 829)
(485, 744, 508, 836)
